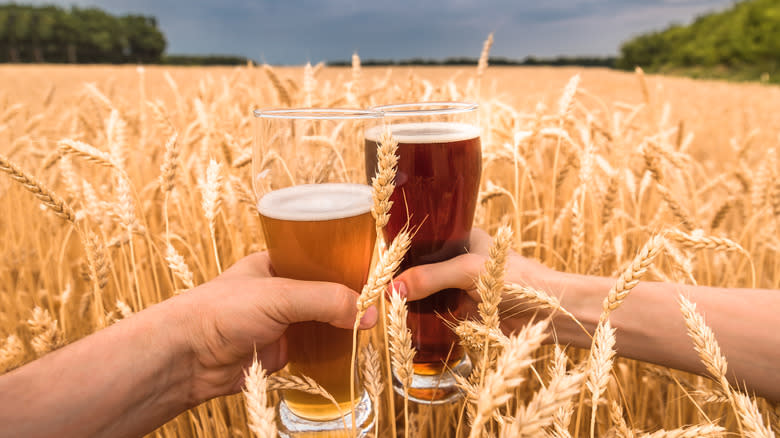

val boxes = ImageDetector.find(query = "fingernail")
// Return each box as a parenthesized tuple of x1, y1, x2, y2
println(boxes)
(359, 306, 378, 329)
(393, 280, 407, 299)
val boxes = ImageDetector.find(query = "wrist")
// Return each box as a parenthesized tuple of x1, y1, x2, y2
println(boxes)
(551, 272, 602, 348)
(148, 294, 203, 409)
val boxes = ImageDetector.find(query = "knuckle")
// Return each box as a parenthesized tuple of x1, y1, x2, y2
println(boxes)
(400, 266, 425, 290)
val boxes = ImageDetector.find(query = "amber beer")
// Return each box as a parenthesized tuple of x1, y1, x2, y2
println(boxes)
(365, 122, 482, 375)
(258, 183, 376, 420)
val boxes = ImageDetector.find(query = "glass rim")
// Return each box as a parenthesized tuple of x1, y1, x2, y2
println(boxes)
(253, 107, 383, 120)
(370, 101, 478, 117)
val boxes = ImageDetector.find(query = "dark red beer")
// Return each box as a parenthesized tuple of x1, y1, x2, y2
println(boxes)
(365, 122, 482, 374)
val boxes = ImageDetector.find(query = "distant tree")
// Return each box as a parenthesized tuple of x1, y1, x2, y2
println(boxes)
(120, 15, 166, 62)
(0, 3, 167, 63)
(617, 0, 780, 82)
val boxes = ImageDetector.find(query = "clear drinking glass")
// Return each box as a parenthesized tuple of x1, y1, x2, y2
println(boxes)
(364, 102, 481, 404)
(253, 108, 383, 436)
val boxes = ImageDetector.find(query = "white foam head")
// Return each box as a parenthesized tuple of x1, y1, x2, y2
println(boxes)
(365, 122, 479, 144)
(258, 183, 373, 221)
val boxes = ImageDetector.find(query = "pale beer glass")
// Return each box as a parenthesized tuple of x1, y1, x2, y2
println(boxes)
(365, 102, 481, 404)
(253, 108, 382, 436)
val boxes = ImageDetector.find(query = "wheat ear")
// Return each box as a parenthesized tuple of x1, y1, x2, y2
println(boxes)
(732, 392, 776, 438)
(639, 424, 726, 438)
(678, 295, 747, 436)
(370, 127, 398, 229)
(504, 282, 588, 336)
(361, 343, 383, 438)
(587, 320, 617, 438)
(667, 228, 756, 286)
(368, 123, 400, 438)
(27, 307, 64, 357)
(388, 286, 415, 438)
(476, 32, 494, 99)
(267, 374, 348, 430)
(165, 243, 195, 290)
(0, 153, 76, 223)
(609, 400, 634, 438)
(475, 225, 512, 387)
(600, 234, 665, 322)
(198, 159, 223, 274)
(509, 348, 584, 437)
(242, 354, 277, 438)
(356, 229, 411, 319)
(0, 335, 25, 373)
(477, 225, 513, 332)
(58, 139, 115, 168)
(468, 320, 548, 438)
(455, 319, 509, 352)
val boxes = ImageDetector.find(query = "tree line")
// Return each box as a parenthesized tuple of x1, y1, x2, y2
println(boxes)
(617, 0, 779, 82)
(0, 3, 166, 63)
(328, 56, 617, 68)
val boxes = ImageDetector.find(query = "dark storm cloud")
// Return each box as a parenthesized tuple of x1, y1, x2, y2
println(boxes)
(26, 0, 732, 63)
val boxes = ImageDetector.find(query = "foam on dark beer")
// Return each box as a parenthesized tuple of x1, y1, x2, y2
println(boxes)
(365, 122, 479, 144)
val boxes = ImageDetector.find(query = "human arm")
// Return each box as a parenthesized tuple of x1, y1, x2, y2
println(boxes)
(0, 252, 377, 438)
(394, 229, 780, 402)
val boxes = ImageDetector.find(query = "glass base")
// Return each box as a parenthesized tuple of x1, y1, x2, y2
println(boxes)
(276, 390, 375, 437)
(392, 354, 472, 405)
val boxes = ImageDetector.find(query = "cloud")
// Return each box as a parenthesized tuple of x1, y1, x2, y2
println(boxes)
(24, 0, 733, 63)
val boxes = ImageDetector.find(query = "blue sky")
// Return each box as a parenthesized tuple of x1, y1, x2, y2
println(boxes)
(29, 0, 733, 63)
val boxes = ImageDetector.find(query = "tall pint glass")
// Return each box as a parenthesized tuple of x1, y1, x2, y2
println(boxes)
(254, 108, 382, 436)
(365, 102, 481, 404)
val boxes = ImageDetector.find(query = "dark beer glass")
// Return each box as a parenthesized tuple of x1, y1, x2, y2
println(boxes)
(254, 108, 382, 436)
(364, 102, 481, 403)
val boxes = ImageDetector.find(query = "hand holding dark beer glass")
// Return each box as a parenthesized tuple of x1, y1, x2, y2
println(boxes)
(365, 102, 482, 404)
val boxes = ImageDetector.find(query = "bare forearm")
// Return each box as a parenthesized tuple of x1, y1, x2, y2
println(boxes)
(547, 273, 780, 401)
(0, 298, 195, 438)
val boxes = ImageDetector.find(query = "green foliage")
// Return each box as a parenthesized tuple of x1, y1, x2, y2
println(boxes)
(0, 3, 166, 63)
(618, 0, 780, 83)
(161, 54, 253, 66)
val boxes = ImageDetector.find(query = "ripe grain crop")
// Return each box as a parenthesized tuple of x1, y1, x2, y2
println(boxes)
(0, 37, 779, 437)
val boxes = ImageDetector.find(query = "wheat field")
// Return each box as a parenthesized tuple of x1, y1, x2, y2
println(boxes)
(0, 54, 779, 438)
